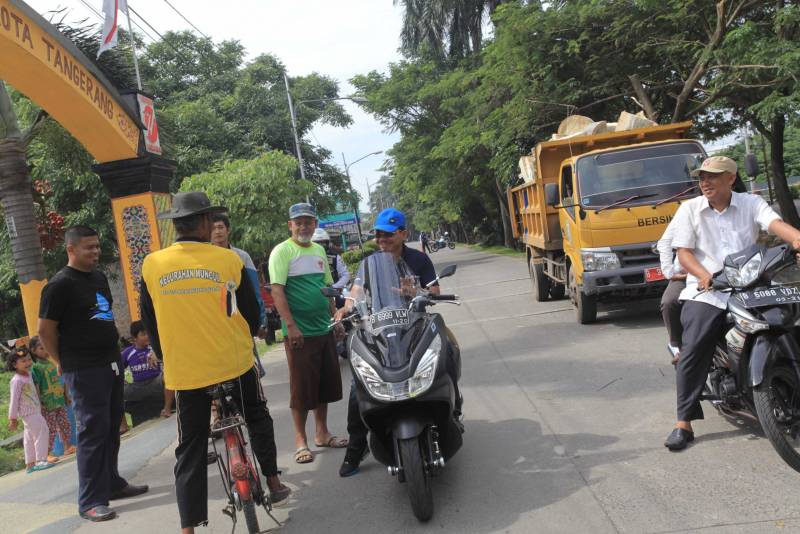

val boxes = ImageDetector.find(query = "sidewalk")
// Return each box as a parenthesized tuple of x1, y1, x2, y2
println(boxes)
(0, 343, 303, 533)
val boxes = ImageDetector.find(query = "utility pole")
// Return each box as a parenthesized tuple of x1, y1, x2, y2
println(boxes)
(342, 152, 364, 249)
(283, 72, 309, 203)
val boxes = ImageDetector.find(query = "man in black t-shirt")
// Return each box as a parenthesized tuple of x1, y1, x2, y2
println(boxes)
(38, 226, 148, 522)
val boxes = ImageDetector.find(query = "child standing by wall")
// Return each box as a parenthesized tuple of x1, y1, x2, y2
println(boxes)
(7, 347, 56, 473)
(29, 336, 76, 460)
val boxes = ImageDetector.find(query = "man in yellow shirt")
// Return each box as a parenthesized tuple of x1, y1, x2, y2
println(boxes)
(139, 192, 289, 533)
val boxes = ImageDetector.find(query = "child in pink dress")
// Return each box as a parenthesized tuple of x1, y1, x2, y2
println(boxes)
(7, 347, 55, 473)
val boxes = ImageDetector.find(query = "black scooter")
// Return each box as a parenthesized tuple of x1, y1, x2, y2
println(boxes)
(678, 244, 800, 472)
(323, 253, 463, 521)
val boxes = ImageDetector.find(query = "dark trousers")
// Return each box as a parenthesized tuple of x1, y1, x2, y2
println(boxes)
(660, 279, 686, 347)
(174, 366, 278, 529)
(346, 379, 368, 452)
(676, 301, 727, 421)
(63, 363, 127, 513)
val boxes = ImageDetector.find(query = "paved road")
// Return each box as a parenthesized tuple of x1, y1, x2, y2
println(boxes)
(2, 245, 800, 533)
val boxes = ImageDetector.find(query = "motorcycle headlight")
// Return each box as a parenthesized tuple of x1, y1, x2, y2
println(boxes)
(350, 336, 441, 402)
(581, 248, 621, 272)
(724, 253, 762, 289)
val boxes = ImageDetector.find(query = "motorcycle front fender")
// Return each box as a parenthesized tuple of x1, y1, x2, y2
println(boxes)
(392, 416, 433, 441)
(749, 333, 800, 387)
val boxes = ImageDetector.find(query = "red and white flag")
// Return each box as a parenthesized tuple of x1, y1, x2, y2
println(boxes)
(97, 0, 128, 58)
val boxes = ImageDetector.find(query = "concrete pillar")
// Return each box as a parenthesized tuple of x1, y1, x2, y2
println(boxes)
(93, 155, 176, 321)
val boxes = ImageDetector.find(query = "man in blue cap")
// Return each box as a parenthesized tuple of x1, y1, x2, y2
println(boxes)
(336, 207, 442, 476)
(269, 203, 347, 466)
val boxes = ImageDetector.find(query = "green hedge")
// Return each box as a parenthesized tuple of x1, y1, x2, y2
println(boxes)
(342, 240, 379, 278)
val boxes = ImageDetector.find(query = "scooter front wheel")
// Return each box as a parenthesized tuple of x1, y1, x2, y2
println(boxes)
(398, 437, 433, 521)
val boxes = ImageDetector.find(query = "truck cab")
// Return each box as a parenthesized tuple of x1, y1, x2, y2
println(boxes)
(508, 121, 705, 323)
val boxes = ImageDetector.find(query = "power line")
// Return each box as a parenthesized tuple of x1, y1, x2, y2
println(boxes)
(126, 4, 195, 63)
(76, 0, 158, 43)
(162, 0, 210, 40)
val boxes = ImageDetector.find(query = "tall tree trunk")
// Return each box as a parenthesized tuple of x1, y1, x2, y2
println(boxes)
(495, 176, 513, 248)
(768, 114, 799, 228)
(0, 137, 46, 284)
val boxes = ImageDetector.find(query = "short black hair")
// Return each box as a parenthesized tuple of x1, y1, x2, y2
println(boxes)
(173, 213, 205, 234)
(130, 320, 146, 338)
(212, 213, 230, 229)
(6, 346, 31, 372)
(28, 335, 41, 351)
(65, 225, 98, 245)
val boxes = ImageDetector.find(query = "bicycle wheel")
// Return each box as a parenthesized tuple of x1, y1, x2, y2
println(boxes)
(242, 498, 260, 533)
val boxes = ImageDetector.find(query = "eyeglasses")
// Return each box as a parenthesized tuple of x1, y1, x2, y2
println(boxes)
(375, 230, 396, 239)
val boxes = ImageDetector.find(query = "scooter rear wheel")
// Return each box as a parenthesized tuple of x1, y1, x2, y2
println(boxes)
(399, 437, 433, 521)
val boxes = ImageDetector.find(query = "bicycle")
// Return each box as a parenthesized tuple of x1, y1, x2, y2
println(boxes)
(207, 380, 281, 533)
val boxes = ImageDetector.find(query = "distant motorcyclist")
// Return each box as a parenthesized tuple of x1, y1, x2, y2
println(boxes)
(312, 228, 350, 292)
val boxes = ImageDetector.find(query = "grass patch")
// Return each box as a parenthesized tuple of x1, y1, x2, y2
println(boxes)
(467, 244, 526, 258)
(0, 444, 25, 476)
(0, 370, 16, 442)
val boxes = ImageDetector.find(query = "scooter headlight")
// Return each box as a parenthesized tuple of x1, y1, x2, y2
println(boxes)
(724, 253, 762, 289)
(351, 336, 441, 402)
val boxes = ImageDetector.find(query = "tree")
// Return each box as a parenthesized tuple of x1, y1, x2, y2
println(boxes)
(139, 32, 353, 205)
(395, 0, 507, 60)
(180, 151, 312, 261)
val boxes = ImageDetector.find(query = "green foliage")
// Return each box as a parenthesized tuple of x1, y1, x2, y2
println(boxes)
(365, 0, 800, 245)
(342, 240, 379, 276)
(140, 32, 354, 206)
(180, 151, 311, 261)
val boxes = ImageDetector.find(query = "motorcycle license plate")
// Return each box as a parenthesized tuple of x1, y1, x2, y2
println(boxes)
(738, 285, 800, 308)
(645, 267, 665, 283)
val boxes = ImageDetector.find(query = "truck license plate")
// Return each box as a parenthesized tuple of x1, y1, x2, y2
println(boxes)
(645, 267, 665, 283)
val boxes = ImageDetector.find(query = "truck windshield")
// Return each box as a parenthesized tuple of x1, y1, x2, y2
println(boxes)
(577, 142, 704, 209)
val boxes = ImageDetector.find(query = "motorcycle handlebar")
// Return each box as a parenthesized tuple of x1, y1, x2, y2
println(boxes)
(431, 294, 457, 301)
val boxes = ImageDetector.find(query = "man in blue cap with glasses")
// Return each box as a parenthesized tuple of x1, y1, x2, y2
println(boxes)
(337, 207, 443, 476)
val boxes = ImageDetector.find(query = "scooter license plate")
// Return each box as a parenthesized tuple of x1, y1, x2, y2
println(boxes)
(738, 285, 800, 308)
(645, 267, 665, 283)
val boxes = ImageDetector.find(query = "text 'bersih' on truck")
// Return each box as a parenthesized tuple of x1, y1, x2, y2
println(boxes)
(508, 112, 705, 324)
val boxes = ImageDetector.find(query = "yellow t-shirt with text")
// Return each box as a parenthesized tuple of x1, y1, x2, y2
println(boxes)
(141, 241, 254, 390)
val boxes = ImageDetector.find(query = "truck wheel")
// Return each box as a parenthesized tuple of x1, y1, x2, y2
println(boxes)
(568, 268, 597, 324)
(549, 283, 566, 300)
(529, 256, 551, 302)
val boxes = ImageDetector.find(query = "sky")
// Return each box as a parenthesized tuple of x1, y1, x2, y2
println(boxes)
(26, 0, 403, 211)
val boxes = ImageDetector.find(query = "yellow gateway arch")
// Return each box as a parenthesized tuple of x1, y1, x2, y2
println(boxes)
(1, 0, 177, 332)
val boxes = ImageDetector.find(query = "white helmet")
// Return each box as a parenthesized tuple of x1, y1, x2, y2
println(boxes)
(444, 231, 449, 236)
(312, 228, 330, 242)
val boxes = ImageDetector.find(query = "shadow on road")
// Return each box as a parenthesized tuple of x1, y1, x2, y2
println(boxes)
(279, 418, 634, 533)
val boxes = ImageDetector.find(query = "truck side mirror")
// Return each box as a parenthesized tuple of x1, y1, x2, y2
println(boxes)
(744, 153, 759, 178)
(545, 183, 559, 207)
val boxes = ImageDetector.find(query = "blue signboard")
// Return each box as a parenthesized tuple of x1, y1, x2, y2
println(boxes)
(319, 211, 358, 228)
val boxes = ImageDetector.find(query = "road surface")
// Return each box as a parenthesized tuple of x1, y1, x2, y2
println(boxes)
(2, 244, 800, 533)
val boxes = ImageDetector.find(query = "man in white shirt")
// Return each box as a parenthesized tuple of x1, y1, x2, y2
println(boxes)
(664, 156, 800, 450)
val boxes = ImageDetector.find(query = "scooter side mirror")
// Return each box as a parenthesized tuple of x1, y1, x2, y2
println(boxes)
(320, 287, 342, 298)
(439, 265, 457, 278)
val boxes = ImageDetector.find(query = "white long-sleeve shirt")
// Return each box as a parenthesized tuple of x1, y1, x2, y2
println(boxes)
(656, 218, 684, 280)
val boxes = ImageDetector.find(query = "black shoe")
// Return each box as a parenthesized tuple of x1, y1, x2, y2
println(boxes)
(269, 484, 292, 505)
(664, 428, 694, 451)
(110, 483, 149, 500)
(339, 445, 369, 477)
(80, 505, 117, 522)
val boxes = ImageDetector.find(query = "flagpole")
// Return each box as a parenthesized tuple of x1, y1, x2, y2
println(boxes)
(124, 4, 143, 91)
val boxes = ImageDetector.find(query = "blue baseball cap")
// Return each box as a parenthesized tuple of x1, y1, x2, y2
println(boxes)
(374, 208, 406, 232)
(289, 202, 316, 219)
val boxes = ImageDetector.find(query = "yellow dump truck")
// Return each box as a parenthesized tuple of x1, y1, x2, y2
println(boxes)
(508, 120, 704, 323)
